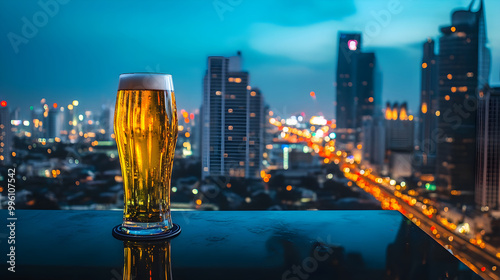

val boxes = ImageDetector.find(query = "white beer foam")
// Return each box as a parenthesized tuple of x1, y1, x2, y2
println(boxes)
(118, 73, 174, 91)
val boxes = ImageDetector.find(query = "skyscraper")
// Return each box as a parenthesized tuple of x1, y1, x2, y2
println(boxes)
(0, 100, 12, 165)
(435, 0, 490, 198)
(335, 33, 361, 145)
(415, 38, 439, 177)
(354, 52, 376, 130)
(335, 33, 377, 146)
(475, 86, 500, 211)
(247, 88, 264, 178)
(201, 53, 264, 179)
(48, 107, 63, 139)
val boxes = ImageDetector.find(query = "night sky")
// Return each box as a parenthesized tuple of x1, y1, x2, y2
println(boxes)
(1, 0, 499, 119)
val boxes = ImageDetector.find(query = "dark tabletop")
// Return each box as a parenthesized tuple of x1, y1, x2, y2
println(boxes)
(0, 210, 482, 280)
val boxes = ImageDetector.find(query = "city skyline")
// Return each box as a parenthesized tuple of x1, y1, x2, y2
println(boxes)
(1, 0, 500, 119)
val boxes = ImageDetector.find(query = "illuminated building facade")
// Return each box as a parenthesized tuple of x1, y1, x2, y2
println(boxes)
(0, 100, 12, 165)
(384, 102, 415, 179)
(435, 0, 490, 197)
(385, 102, 414, 152)
(335, 33, 377, 146)
(202, 53, 263, 179)
(415, 39, 439, 177)
(475, 86, 500, 211)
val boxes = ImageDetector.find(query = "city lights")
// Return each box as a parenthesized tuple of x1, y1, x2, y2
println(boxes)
(347, 39, 358, 51)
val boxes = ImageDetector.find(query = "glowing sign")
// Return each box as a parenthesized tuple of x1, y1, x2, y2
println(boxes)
(348, 40, 358, 51)
(0, 101, 6, 107)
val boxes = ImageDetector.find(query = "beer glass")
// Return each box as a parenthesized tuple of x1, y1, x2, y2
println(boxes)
(122, 241, 172, 280)
(113, 73, 179, 238)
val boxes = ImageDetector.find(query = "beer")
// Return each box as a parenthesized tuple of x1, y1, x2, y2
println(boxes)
(114, 74, 178, 234)
(123, 241, 172, 280)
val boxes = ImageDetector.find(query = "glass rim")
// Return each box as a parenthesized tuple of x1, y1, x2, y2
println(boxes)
(118, 73, 174, 91)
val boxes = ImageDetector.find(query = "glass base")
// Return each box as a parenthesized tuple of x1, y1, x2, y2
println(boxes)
(121, 221, 172, 235)
(112, 224, 181, 241)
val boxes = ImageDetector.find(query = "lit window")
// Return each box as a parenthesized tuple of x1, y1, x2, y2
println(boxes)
(435, 111, 440, 117)
(250, 91, 256, 96)
(451, 87, 457, 93)
(228, 77, 234, 82)
(228, 108, 233, 113)
(422, 62, 427, 69)
(228, 126, 233, 130)
(228, 136, 232, 140)
(451, 26, 456, 32)
(239, 161, 245, 166)
(250, 113, 256, 117)
(445, 95, 450, 101)
(447, 74, 452, 80)
(235, 78, 242, 83)
(216, 91, 222, 96)
(368, 97, 374, 102)
(467, 72, 474, 77)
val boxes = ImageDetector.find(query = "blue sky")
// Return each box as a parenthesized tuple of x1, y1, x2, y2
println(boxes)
(1, 0, 499, 119)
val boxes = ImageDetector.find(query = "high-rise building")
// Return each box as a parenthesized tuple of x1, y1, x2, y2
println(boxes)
(415, 39, 439, 177)
(0, 100, 12, 165)
(99, 105, 111, 140)
(335, 33, 377, 146)
(385, 102, 414, 152)
(201, 53, 264, 179)
(247, 87, 264, 178)
(361, 114, 385, 169)
(48, 107, 63, 139)
(435, 0, 490, 198)
(335, 33, 361, 145)
(384, 102, 415, 179)
(475, 86, 500, 211)
(354, 52, 376, 131)
(30, 106, 43, 140)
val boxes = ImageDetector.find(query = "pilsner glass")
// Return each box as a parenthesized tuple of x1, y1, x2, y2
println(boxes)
(114, 73, 178, 235)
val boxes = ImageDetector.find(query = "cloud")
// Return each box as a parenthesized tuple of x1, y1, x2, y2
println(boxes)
(248, 21, 340, 63)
